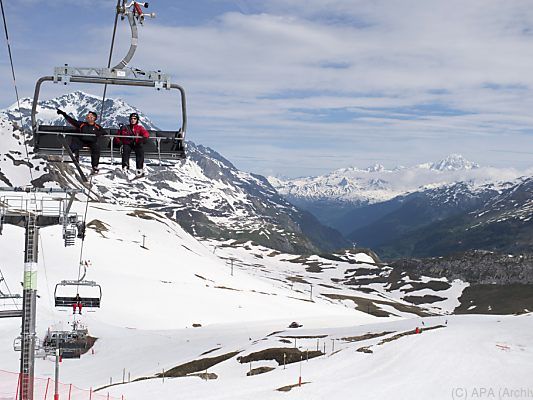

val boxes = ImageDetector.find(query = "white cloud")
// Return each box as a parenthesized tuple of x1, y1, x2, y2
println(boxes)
(2, 0, 533, 176)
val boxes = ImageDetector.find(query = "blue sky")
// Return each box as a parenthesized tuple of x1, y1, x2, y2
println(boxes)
(2, 0, 533, 177)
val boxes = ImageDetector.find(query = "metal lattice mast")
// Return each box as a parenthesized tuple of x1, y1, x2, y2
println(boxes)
(19, 212, 39, 400)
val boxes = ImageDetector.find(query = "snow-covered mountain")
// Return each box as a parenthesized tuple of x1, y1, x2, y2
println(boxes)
(0, 93, 347, 254)
(345, 177, 533, 258)
(1, 96, 532, 400)
(423, 153, 480, 172)
(268, 154, 526, 205)
(5, 91, 160, 130)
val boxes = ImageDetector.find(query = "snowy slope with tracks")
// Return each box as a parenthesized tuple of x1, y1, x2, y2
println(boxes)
(0, 199, 531, 400)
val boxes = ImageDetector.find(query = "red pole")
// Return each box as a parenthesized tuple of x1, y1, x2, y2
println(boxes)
(106, 393, 109, 400)
(44, 378, 51, 400)
(89, 388, 92, 400)
(15, 373, 21, 400)
(68, 384, 72, 400)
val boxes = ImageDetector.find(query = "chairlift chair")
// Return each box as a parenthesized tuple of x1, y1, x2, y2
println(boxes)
(0, 293, 22, 318)
(54, 280, 102, 308)
(42, 328, 89, 359)
(0, 276, 22, 318)
(30, 1, 187, 181)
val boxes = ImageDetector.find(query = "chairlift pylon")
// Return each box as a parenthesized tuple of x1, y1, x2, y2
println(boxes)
(31, 1, 187, 182)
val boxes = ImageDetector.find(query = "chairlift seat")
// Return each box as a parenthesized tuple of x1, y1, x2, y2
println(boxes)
(54, 296, 101, 308)
(35, 125, 186, 160)
(54, 280, 102, 308)
(0, 309, 22, 318)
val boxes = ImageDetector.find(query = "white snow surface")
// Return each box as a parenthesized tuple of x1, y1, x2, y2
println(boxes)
(0, 199, 531, 400)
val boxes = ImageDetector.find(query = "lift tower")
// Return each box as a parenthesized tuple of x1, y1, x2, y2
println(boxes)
(0, 187, 84, 400)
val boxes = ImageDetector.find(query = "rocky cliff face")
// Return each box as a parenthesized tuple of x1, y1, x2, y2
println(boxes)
(390, 250, 533, 285)
(389, 250, 533, 315)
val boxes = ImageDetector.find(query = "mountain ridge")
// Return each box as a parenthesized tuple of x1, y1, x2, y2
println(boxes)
(0, 92, 348, 254)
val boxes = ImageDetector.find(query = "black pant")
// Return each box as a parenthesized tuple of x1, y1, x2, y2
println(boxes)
(70, 137, 100, 168)
(122, 143, 145, 169)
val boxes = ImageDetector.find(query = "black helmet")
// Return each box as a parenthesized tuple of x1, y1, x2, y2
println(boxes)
(129, 112, 140, 122)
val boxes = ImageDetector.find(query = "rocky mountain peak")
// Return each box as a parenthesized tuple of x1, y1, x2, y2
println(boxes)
(4, 90, 160, 131)
(0, 92, 348, 255)
(428, 154, 480, 172)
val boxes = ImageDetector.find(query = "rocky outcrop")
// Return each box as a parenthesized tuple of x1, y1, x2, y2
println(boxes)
(390, 250, 533, 285)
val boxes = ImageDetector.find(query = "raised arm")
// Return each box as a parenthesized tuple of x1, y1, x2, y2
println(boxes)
(56, 109, 81, 129)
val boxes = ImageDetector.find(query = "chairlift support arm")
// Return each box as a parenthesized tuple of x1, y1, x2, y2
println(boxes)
(31, 75, 187, 139)
(114, 1, 155, 70)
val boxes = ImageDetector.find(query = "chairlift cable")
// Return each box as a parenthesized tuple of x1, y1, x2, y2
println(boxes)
(100, 0, 122, 122)
(76, 175, 94, 284)
(0, 0, 34, 183)
(0, 267, 20, 310)
(38, 232, 54, 310)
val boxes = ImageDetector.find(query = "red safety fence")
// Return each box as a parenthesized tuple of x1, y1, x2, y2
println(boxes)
(0, 370, 123, 400)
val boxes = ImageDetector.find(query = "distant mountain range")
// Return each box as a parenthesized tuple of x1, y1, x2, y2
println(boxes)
(269, 155, 533, 259)
(268, 154, 526, 205)
(349, 178, 533, 259)
(0, 92, 348, 254)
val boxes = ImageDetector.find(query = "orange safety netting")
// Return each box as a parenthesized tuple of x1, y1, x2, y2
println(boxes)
(0, 370, 123, 400)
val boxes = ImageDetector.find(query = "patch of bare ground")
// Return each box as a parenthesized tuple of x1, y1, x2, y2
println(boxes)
(214, 286, 240, 291)
(86, 219, 109, 237)
(238, 348, 323, 365)
(276, 382, 310, 392)
(403, 294, 447, 304)
(318, 283, 340, 290)
(200, 347, 221, 356)
(160, 351, 240, 377)
(247, 366, 275, 376)
(323, 293, 435, 317)
(341, 331, 394, 343)
(356, 346, 373, 354)
(377, 325, 445, 345)
(127, 210, 160, 220)
(286, 276, 310, 284)
(187, 372, 217, 380)
(322, 293, 392, 317)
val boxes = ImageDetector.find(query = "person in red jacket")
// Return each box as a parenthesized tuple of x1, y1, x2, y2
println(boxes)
(73, 293, 82, 315)
(116, 113, 150, 178)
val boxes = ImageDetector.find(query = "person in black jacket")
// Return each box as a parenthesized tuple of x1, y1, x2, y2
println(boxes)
(56, 109, 105, 174)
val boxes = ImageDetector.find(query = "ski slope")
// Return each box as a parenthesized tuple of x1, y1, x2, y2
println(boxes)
(0, 199, 531, 400)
